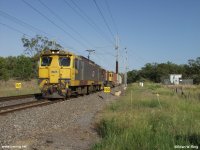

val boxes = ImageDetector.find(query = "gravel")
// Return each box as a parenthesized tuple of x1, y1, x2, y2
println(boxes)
(0, 86, 124, 150)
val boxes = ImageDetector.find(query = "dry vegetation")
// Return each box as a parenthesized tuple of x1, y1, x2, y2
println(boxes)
(0, 79, 40, 97)
(93, 83, 200, 150)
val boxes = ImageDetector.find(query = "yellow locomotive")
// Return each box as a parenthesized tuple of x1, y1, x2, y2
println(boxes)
(38, 49, 105, 98)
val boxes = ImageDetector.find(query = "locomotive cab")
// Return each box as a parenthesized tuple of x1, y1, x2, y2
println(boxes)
(38, 50, 73, 98)
(38, 49, 106, 99)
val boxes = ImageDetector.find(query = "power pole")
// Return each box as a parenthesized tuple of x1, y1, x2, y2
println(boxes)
(86, 49, 95, 60)
(125, 47, 127, 87)
(115, 35, 119, 74)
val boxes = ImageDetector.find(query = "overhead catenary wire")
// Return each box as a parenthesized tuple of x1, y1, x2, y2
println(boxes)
(1, 0, 117, 69)
(94, 45, 115, 57)
(63, 0, 114, 45)
(92, 0, 118, 68)
(104, 0, 119, 35)
(0, 10, 50, 36)
(22, 0, 89, 49)
(37, 0, 95, 48)
(0, 10, 82, 52)
(93, 0, 115, 40)
(63, 0, 116, 58)
(0, 22, 31, 37)
(95, 51, 115, 57)
(70, 0, 115, 44)
(0, 9, 79, 53)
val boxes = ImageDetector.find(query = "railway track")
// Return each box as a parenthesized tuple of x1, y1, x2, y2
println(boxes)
(0, 93, 42, 102)
(0, 93, 63, 115)
(0, 99, 63, 115)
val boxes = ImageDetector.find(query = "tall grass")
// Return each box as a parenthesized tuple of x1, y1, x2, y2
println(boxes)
(0, 79, 40, 97)
(93, 83, 200, 150)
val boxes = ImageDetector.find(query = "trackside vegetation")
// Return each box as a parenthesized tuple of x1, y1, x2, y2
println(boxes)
(0, 35, 62, 81)
(93, 83, 200, 150)
(127, 57, 200, 84)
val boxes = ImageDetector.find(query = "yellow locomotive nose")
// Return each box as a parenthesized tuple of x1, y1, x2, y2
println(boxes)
(38, 50, 73, 98)
(49, 69, 59, 83)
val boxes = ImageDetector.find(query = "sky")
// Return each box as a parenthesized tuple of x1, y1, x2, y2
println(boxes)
(0, 0, 200, 72)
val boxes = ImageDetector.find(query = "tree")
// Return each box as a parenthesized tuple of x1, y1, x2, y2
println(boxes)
(187, 57, 200, 84)
(21, 35, 63, 79)
(13, 55, 34, 80)
(2, 68, 9, 82)
(0, 57, 9, 81)
(127, 70, 140, 83)
(21, 35, 63, 57)
(127, 58, 200, 84)
(0, 57, 5, 79)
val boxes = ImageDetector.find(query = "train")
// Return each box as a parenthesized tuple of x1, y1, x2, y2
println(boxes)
(38, 49, 122, 98)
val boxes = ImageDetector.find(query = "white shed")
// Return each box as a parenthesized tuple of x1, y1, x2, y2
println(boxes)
(169, 74, 182, 85)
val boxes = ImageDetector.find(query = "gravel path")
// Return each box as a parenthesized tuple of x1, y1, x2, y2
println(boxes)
(0, 86, 124, 150)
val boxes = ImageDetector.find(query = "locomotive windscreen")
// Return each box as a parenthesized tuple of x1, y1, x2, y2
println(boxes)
(59, 57, 70, 66)
(41, 56, 52, 66)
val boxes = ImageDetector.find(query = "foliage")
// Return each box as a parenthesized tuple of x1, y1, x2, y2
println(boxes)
(0, 35, 63, 81)
(92, 83, 200, 150)
(0, 55, 35, 81)
(127, 70, 141, 83)
(21, 35, 63, 57)
(127, 58, 200, 84)
(14, 55, 35, 80)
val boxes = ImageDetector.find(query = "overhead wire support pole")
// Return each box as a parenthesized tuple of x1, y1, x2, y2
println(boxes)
(86, 49, 95, 60)
(115, 35, 119, 74)
(125, 47, 128, 87)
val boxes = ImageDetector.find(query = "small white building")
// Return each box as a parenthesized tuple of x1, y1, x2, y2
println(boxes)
(170, 74, 182, 85)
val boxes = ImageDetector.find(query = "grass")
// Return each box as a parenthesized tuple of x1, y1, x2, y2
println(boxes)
(92, 83, 200, 150)
(0, 79, 40, 97)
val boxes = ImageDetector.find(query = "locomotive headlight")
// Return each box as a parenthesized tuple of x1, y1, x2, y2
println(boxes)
(52, 51, 55, 54)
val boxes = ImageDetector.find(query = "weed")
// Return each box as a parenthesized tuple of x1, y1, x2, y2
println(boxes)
(92, 83, 200, 150)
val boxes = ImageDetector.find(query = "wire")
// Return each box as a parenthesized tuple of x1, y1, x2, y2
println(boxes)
(104, 0, 118, 35)
(22, 0, 89, 49)
(64, 0, 116, 58)
(0, 22, 31, 37)
(37, 0, 95, 48)
(71, 0, 115, 44)
(95, 51, 115, 57)
(63, 0, 114, 45)
(93, 0, 115, 40)
(0, 9, 79, 52)
(0, 10, 50, 36)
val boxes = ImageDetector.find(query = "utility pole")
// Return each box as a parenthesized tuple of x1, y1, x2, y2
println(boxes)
(124, 47, 128, 87)
(115, 35, 119, 74)
(86, 49, 95, 60)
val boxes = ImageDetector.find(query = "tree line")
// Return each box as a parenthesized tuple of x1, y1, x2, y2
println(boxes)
(0, 35, 199, 84)
(127, 57, 200, 84)
(0, 56, 36, 81)
(0, 35, 62, 81)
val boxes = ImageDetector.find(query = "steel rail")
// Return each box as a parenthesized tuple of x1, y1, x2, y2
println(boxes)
(0, 93, 42, 102)
(0, 99, 62, 115)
